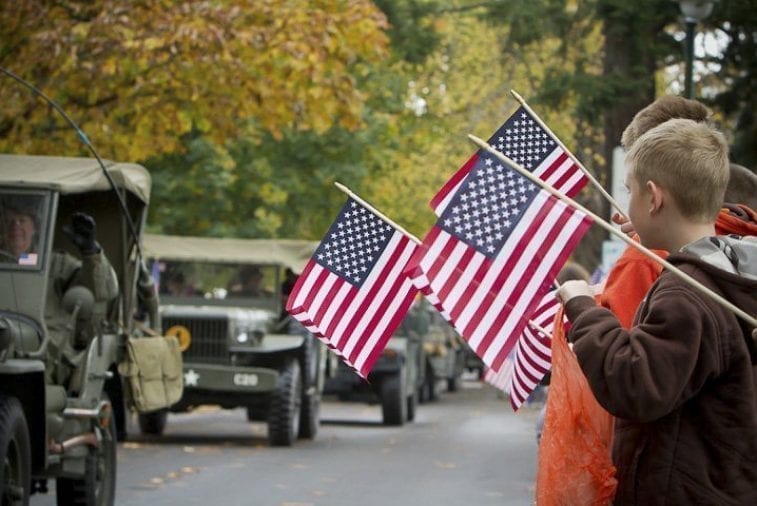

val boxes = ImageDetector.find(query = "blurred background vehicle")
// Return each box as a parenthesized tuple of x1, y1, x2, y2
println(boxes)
(142, 234, 326, 446)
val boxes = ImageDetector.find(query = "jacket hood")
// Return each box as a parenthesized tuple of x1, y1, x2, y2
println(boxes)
(673, 235, 757, 362)
(680, 235, 757, 281)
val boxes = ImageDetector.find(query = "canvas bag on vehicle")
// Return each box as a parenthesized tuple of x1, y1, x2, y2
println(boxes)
(118, 335, 183, 412)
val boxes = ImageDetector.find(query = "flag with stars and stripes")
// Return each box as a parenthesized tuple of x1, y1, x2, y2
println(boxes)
(509, 282, 604, 410)
(406, 153, 593, 374)
(508, 291, 561, 410)
(431, 106, 587, 216)
(286, 198, 419, 378)
(484, 358, 515, 394)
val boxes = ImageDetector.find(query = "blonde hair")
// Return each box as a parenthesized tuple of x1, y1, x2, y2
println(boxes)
(626, 119, 729, 221)
(621, 96, 710, 149)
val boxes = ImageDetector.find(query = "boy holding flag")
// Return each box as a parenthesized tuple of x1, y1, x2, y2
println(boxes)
(556, 119, 756, 504)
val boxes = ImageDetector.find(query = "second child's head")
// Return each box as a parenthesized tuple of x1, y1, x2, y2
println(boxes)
(621, 96, 710, 149)
(624, 119, 729, 249)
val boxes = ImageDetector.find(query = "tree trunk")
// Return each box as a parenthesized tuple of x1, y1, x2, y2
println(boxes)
(574, 3, 658, 273)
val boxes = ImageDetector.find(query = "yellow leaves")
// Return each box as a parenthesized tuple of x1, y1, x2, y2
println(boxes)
(253, 207, 284, 237)
(102, 58, 118, 76)
(257, 183, 287, 206)
(0, 0, 390, 162)
(142, 37, 164, 51)
(70, 22, 90, 41)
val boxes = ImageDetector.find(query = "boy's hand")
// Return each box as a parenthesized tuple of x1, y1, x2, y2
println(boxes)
(556, 280, 593, 305)
(612, 213, 636, 237)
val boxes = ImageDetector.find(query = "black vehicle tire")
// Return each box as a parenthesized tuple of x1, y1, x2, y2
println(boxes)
(103, 371, 126, 442)
(417, 377, 427, 404)
(426, 368, 439, 402)
(297, 391, 320, 440)
(447, 374, 461, 393)
(137, 409, 168, 436)
(298, 334, 321, 439)
(267, 359, 302, 447)
(56, 396, 117, 506)
(300, 333, 319, 387)
(0, 395, 31, 506)
(380, 368, 406, 426)
(406, 389, 417, 423)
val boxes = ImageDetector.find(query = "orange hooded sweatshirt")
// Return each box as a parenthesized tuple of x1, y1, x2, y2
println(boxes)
(600, 204, 757, 328)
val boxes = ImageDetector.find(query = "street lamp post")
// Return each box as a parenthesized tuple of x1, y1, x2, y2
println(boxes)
(675, 0, 716, 99)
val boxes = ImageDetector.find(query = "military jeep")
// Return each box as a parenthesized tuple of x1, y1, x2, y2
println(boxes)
(142, 234, 326, 446)
(0, 154, 158, 505)
(323, 302, 423, 426)
(416, 301, 466, 402)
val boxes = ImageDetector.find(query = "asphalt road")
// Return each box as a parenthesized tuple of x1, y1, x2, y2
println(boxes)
(31, 377, 541, 506)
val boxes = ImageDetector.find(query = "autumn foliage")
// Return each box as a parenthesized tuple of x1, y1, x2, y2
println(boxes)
(0, 0, 389, 161)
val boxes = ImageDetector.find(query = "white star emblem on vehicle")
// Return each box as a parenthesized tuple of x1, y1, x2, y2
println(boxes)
(184, 369, 200, 387)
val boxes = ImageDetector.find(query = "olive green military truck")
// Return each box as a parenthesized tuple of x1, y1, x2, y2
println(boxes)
(142, 234, 327, 446)
(0, 155, 173, 506)
(416, 300, 466, 403)
(323, 301, 424, 426)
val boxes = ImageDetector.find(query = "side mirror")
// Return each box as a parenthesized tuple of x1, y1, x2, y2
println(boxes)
(62, 286, 95, 320)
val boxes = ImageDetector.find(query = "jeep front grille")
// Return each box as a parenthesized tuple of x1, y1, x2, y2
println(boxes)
(162, 316, 229, 365)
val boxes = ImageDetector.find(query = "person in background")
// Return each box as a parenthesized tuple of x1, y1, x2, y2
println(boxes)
(1, 200, 38, 261)
(603, 96, 757, 328)
(557, 119, 756, 504)
(230, 265, 272, 298)
(51, 212, 119, 386)
(279, 267, 298, 321)
(0, 196, 119, 386)
(164, 271, 194, 297)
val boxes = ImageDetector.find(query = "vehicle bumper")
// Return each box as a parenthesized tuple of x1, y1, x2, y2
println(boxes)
(181, 363, 278, 393)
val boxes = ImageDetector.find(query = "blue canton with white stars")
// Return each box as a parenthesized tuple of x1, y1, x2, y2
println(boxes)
(491, 107, 557, 170)
(438, 153, 539, 259)
(315, 199, 394, 287)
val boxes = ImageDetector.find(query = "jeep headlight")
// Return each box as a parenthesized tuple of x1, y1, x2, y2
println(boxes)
(236, 331, 249, 344)
(231, 323, 264, 345)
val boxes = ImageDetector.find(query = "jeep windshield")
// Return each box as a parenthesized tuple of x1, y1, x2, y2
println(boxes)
(151, 259, 280, 311)
(0, 190, 51, 270)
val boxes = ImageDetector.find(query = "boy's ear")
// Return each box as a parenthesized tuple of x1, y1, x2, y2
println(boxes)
(646, 181, 665, 214)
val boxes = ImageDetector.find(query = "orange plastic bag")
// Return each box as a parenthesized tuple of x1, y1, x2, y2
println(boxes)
(535, 307, 617, 505)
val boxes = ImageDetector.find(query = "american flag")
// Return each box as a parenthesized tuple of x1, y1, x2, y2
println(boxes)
(431, 106, 587, 216)
(508, 283, 603, 410)
(484, 358, 515, 393)
(286, 198, 419, 378)
(406, 152, 593, 374)
(18, 252, 38, 266)
(508, 291, 561, 410)
(478, 292, 558, 403)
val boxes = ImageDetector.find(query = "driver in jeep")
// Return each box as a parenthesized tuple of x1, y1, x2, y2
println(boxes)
(0, 196, 119, 386)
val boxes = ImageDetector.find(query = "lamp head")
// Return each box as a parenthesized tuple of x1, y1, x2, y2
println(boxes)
(676, 0, 716, 23)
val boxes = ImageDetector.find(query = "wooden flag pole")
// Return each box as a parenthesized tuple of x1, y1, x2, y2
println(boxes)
(510, 90, 628, 220)
(469, 134, 757, 328)
(528, 320, 551, 339)
(334, 181, 422, 245)
(336, 181, 556, 340)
